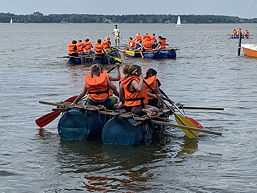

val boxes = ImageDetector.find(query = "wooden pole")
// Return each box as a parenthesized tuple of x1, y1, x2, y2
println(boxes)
(180, 106, 224, 110)
(151, 120, 222, 136)
(238, 32, 242, 56)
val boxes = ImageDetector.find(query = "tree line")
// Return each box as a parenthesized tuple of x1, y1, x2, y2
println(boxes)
(1, 12, 257, 23)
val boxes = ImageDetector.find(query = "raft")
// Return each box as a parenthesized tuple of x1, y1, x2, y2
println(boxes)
(58, 107, 170, 145)
(38, 100, 223, 145)
(229, 34, 249, 39)
(66, 50, 121, 65)
(123, 49, 176, 59)
(40, 101, 172, 146)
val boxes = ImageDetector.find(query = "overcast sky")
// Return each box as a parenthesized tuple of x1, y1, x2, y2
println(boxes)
(1, 0, 257, 18)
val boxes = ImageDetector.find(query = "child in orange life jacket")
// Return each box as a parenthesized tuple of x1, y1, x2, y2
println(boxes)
(102, 37, 112, 53)
(127, 37, 136, 50)
(72, 64, 119, 108)
(83, 39, 94, 55)
(76, 40, 84, 55)
(67, 40, 78, 56)
(144, 68, 174, 106)
(151, 33, 158, 49)
(94, 39, 105, 56)
(144, 68, 161, 107)
(156, 36, 169, 50)
(119, 65, 159, 115)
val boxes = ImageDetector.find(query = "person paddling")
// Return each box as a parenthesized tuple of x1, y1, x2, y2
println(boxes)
(144, 68, 173, 107)
(127, 37, 136, 50)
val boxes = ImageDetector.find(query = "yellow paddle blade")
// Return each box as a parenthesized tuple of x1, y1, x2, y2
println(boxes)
(124, 50, 135, 56)
(113, 57, 122, 63)
(174, 113, 198, 138)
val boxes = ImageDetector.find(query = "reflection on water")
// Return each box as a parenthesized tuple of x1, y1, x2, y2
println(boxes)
(175, 137, 198, 159)
(50, 128, 200, 192)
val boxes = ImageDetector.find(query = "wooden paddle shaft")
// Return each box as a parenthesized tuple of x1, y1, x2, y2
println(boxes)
(151, 120, 222, 136)
(39, 101, 67, 107)
(181, 106, 224, 110)
(159, 89, 224, 110)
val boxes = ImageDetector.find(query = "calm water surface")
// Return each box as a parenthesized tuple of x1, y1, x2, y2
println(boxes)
(1, 23, 257, 192)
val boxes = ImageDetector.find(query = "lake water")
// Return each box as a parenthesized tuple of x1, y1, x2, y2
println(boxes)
(1, 23, 257, 192)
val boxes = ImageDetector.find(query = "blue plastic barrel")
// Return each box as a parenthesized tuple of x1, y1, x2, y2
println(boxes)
(67, 57, 82, 65)
(58, 109, 109, 140)
(159, 50, 176, 59)
(102, 117, 146, 146)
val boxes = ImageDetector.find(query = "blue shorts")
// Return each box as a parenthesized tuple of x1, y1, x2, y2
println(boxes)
(87, 96, 117, 108)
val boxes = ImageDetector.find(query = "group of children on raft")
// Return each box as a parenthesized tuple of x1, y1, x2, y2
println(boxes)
(67, 37, 116, 57)
(230, 28, 249, 38)
(126, 33, 169, 58)
(72, 64, 172, 116)
(67, 32, 169, 59)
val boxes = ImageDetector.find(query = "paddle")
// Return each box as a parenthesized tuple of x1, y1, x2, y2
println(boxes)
(151, 120, 221, 136)
(160, 88, 203, 138)
(159, 88, 224, 111)
(35, 95, 78, 127)
(105, 52, 122, 63)
(178, 106, 224, 110)
(143, 80, 200, 138)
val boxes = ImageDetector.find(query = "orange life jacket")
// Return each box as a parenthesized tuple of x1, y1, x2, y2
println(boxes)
(237, 29, 242, 35)
(67, 43, 76, 54)
(94, 43, 103, 55)
(128, 39, 136, 48)
(150, 35, 156, 43)
(85, 73, 109, 101)
(102, 40, 111, 50)
(122, 76, 146, 107)
(119, 76, 126, 86)
(160, 38, 167, 49)
(76, 42, 84, 54)
(144, 76, 158, 100)
(101, 71, 113, 96)
(83, 41, 92, 53)
(143, 39, 153, 50)
(135, 34, 143, 42)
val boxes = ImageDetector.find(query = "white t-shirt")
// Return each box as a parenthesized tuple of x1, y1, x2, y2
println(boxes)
(113, 28, 120, 38)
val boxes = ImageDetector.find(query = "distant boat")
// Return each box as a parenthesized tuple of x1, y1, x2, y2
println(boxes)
(10, 18, 13, 24)
(176, 16, 181, 27)
(241, 44, 257, 58)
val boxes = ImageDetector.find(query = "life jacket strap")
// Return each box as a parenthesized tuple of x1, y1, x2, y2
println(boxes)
(88, 90, 109, 94)
(124, 97, 145, 101)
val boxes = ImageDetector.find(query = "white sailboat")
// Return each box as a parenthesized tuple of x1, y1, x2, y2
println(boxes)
(10, 18, 13, 23)
(176, 16, 181, 27)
